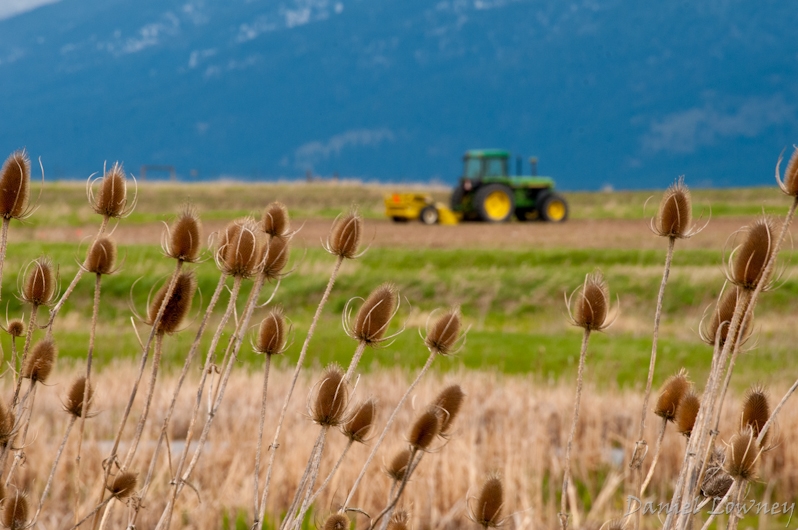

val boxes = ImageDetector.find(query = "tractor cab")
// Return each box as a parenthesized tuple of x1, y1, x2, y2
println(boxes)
(451, 149, 568, 223)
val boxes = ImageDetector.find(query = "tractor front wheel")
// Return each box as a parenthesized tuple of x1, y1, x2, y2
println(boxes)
(420, 205, 440, 225)
(475, 184, 514, 223)
(538, 192, 569, 222)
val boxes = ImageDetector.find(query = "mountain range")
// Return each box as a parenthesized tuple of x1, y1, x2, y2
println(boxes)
(1, 0, 797, 189)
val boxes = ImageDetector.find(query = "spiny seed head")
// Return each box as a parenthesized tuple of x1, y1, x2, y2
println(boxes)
(387, 448, 412, 482)
(342, 399, 376, 443)
(148, 271, 196, 335)
(65, 376, 93, 418)
(166, 206, 202, 262)
(328, 210, 363, 259)
(474, 474, 503, 528)
(261, 234, 290, 280)
(600, 518, 629, 530)
(408, 408, 440, 451)
(387, 510, 410, 530)
(22, 256, 56, 306)
(724, 427, 759, 481)
(2, 490, 28, 530)
(781, 147, 798, 197)
(702, 471, 733, 499)
(741, 386, 770, 446)
(255, 307, 287, 356)
(654, 370, 690, 422)
(0, 150, 31, 220)
(261, 201, 290, 238)
(109, 471, 137, 499)
(433, 384, 465, 436)
(322, 513, 349, 530)
(22, 339, 56, 383)
(352, 283, 398, 344)
(84, 237, 117, 275)
(425, 308, 462, 355)
(731, 217, 776, 290)
(655, 177, 692, 238)
(702, 286, 745, 347)
(218, 219, 261, 278)
(5, 320, 23, 338)
(312, 365, 348, 426)
(675, 392, 700, 437)
(571, 270, 610, 331)
(93, 162, 128, 218)
(0, 402, 15, 447)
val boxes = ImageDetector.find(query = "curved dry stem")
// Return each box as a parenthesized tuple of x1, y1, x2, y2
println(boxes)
(35, 415, 77, 523)
(0, 218, 10, 307)
(122, 331, 165, 467)
(5, 381, 38, 487)
(11, 307, 38, 409)
(639, 417, 668, 496)
(294, 439, 354, 524)
(252, 353, 273, 519)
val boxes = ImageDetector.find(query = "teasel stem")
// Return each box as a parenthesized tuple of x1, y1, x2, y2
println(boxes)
(342, 349, 437, 511)
(639, 417, 668, 496)
(0, 217, 10, 306)
(698, 480, 738, 530)
(370, 450, 423, 530)
(132, 273, 228, 526)
(344, 341, 367, 384)
(252, 352, 273, 519)
(10, 333, 18, 387)
(727, 481, 747, 530)
(35, 415, 77, 522)
(158, 274, 253, 530)
(5, 381, 37, 487)
(256, 255, 344, 528)
(282, 427, 329, 530)
(90, 260, 183, 530)
(559, 328, 591, 530)
(46, 215, 109, 337)
(122, 331, 165, 467)
(11, 306, 38, 408)
(73, 273, 102, 524)
(71, 498, 112, 530)
(294, 439, 354, 524)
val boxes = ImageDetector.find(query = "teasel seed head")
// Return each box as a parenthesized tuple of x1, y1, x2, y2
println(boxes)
(22, 256, 57, 306)
(386, 510, 410, 530)
(724, 426, 759, 481)
(432, 384, 465, 437)
(327, 210, 363, 259)
(5, 319, 23, 338)
(473, 474, 504, 528)
(342, 399, 376, 443)
(0, 402, 15, 447)
(0, 150, 31, 220)
(148, 271, 197, 335)
(599, 518, 629, 530)
(91, 162, 129, 218)
(702, 447, 733, 498)
(165, 205, 202, 262)
(254, 307, 287, 356)
(2, 490, 28, 530)
(312, 365, 348, 426)
(217, 218, 261, 278)
(261, 234, 290, 280)
(730, 217, 776, 290)
(741, 386, 770, 446)
(700, 286, 748, 347)
(675, 391, 700, 437)
(261, 201, 290, 238)
(351, 283, 398, 345)
(654, 369, 690, 422)
(108, 471, 138, 499)
(408, 408, 440, 451)
(65, 376, 93, 418)
(322, 513, 349, 530)
(386, 448, 412, 482)
(84, 237, 117, 275)
(655, 177, 693, 238)
(569, 270, 611, 331)
(425, 308, 462, 355)
(22, 339, 57, 383)
(777, 146, 798, 197)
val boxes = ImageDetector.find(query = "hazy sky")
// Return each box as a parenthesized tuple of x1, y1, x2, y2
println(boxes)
(0, 0, 60, 20)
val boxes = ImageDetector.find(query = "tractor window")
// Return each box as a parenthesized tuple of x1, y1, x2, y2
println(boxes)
(464, 158, 482, 179)
(484, 158, 507, 177)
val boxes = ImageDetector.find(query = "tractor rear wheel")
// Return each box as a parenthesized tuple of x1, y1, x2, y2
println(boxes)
(474, 184, 514, 223)
(420, 205, 440, 225)
(538, 192, 569, 222)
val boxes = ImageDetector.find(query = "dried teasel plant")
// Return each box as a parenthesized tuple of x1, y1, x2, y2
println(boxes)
(0, 402, 15, 447)
(386, 510, 410, 530)
(654, 369, 690, 422)
(343, 399, 377, 443)
(261, 201, 290, 239)
(651, 177, 702, 239)
(599, 518, 629, 530)
(469, 474, 505, 528)
(675, 391, 700, 437)
(20, 256, 57, 307)
(424, 307, 463, 356)
(162, 205, 202, 263)
(741, 386, 770, 447)
(699, 284, 750, 347)
(261, 234, 291, 281)
(776, 145, 798, 197)
(2, 490, 28, 530)
(87, 162, 136, 219)
(727, 216, 777, 291)
(346, 283, 400, 346)
(21, 339, 57, 384)
(407, 408, 440, 452)
(0, 150, 33, 221)
(322, 513, 350, 530)
(215, 218, 262, 279)
(723, 426, 760, 482)
(146, 271, 197, 335)
(701, 447, 733, 499)
(311, 365, 349, 427)
(83, 237, 118, 276)
(325, 209, 364, 259)
(64, 376, 94, 418)
(566, 270, 615, 332)
(107, 471, 138, 500)
(386, 448, 413, 483)
(431, 384, 465, 438)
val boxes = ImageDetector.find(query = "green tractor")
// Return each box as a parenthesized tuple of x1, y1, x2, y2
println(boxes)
(450, 149, 569, 223)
